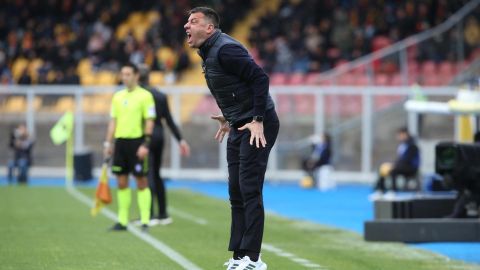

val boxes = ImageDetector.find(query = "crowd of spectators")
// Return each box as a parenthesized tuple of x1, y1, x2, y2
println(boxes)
(249, 0, 479, 74)
(0, 0, 252, 85)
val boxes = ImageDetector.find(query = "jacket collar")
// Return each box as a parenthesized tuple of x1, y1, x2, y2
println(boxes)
(198, 29, 222, 59)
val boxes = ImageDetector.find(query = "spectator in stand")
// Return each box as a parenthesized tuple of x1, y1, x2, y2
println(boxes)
(2, 1, 253, 85)
(249, 0, 473, 75)
(18, 69, 32, 85)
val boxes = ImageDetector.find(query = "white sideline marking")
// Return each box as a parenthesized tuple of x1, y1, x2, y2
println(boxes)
(169, 207, 208, 225)
(263, 243, 327, 269)
(66, 187, 203, 270)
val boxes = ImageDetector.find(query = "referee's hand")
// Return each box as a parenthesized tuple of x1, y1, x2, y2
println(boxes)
(103, 142, 113, 160)
(136, 145, 149, 160)
(211, 114, 230, 143)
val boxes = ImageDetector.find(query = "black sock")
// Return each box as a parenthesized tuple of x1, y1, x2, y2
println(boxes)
(246, 251, 259, 262)
(233, 250, 245, 260)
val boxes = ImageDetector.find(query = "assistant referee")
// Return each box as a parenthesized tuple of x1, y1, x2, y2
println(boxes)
(103, 62, 156, 231)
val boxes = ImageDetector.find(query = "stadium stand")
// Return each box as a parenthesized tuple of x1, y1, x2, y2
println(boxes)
(0, 0, 252, 86)
(249, 0, 480, 86)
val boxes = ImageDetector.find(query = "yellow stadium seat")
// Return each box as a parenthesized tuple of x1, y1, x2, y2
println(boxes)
(55, 96, 75, 113)
(145, 11, 160, 24)
(149, 71, 164, 86)
(127, 12, 144, 25)
(77, 58, 92, 76)
(133, 24, 149, 42)
(115, 22, 130, 40)
(96, 71, 117, 85)
(156, 47, 177, 70)
(33, 96, 42, 111)
(81, 73, 96, 85)
(12, 58, 29, 81)
(28, 58, 43, 83)
(186, 43, 202, 65)
(83, 94, 112, 114)
(4, 96, 26, 113)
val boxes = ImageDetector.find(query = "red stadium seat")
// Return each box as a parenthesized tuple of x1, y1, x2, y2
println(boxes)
(390, 74, 403, 86)
(276, 94, 292, 115)
(270, 73, 288, 85)
(355, 74, 371, 86)
(438, 61, 455, 75)
(294, 94, 315, 115)
(422, 76, 441, 86)
(407, 61, 419, 75)
(371, 36, 392, 51)
(305, 73, 320, 85)
(374, 74, 389, 86)
(288, 73, 305, 85)
(421, 61, 437, 75)
(338, 73, 356, 85)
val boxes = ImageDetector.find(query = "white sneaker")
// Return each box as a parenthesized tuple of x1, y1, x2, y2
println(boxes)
(383, 191, 397, 200)
(148, 217, 173, 227)
(224, 258, 242, 270)
(368, 191, 384, 201)
(235, 256, 267, 270)
(157, 217, 173, 225)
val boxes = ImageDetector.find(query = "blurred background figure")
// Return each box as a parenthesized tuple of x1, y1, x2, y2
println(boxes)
(300, 132, 332, 188)
(138, 64, 191, 226)
(370, 127, 420, 200)
(7, 123, 34, 184)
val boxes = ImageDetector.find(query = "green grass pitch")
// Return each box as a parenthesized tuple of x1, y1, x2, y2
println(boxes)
(1, 186, 478, 270)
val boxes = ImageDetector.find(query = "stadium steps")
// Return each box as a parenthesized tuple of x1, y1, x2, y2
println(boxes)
(229, 0, 281, 46)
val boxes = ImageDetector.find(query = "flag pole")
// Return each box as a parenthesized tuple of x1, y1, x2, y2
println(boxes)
(66, 117, 74, 189)
(50, 111, 75, 189)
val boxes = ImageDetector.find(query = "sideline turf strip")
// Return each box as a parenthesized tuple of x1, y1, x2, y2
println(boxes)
(1, 186, 478, 270)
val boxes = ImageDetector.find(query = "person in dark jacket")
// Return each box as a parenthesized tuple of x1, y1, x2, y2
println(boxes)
(137, 64, 191, 226)
(370, 127, 420, 200)
(301, 132, 332, 186)
(7, 124, 34, 184)
(185, 7, 279, 270)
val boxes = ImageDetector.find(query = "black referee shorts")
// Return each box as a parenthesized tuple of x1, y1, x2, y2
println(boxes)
(111, 138, 148, 176)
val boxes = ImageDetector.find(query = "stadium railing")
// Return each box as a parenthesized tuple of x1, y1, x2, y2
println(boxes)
(0, 85, 459, 183)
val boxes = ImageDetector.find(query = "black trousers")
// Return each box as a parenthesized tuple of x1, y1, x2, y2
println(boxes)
(148, 127, 168, 218)
(375, 165, 417, 192)
(227, 109, 280, 254)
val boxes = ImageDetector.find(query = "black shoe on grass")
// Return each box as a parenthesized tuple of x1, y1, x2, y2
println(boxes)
(141, 224, 149, 233)
(109, 223, 127, 231)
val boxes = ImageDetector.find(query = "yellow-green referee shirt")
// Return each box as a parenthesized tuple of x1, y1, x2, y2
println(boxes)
(110, 86, 156, 139)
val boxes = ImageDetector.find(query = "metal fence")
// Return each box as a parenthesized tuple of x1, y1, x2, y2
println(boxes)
(0, 85, 459, 182)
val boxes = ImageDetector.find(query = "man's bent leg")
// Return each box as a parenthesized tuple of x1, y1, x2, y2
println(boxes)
(117, 174, 131, 226)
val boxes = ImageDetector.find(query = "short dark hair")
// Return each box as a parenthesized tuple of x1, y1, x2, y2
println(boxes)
(397, 127, 409, 135)
(188, 7, 220, 28)
(122, 62, 139, 74)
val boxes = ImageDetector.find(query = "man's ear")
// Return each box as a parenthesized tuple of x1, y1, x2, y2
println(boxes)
(207, 24, 215, 34)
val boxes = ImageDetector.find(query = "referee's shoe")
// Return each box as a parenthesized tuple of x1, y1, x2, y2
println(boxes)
(109, 223, 127, 231)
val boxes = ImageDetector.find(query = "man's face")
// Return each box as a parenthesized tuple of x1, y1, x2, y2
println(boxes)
(397, 131, 407, 142)
(121, 66, 138, 87)
(184, 12, 215, 48)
